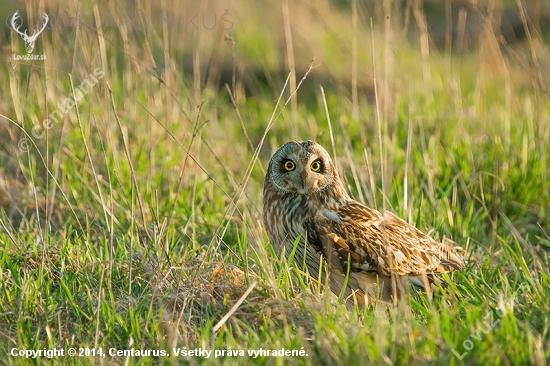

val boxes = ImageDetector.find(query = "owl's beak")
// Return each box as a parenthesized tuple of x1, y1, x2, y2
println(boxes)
(295, 172, 307, 194)
(296, 172, 317, 194)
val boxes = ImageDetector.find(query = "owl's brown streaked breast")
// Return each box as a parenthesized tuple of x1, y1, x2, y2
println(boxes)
(263, 189, 308, 245)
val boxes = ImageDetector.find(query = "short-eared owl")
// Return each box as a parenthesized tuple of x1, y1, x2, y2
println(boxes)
(263, 140, 465, 303)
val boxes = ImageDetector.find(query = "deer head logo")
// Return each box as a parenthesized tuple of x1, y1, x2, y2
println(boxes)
(10, 11, 49, 54)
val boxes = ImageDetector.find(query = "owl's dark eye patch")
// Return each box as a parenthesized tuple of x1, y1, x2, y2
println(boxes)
(310, 160, 322, 172)
(282, 159, 296, 172)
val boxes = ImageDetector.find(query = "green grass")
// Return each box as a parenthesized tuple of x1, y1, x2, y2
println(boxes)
(1, 0, 549, 364)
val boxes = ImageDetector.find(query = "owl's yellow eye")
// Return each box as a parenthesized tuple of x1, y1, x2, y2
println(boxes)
(283, 160, 295, 171)
(310, 160, 322, 172)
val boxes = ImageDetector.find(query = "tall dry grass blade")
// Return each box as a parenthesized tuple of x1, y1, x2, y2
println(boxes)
(282, 0, 298, 139)
(319, 86, 337, 171)
(351, 0, 359, 120)
(370, 18, 386, 214)
(211, 281, 257, 334)
(411, 0, 433, 104)
(93, 2, 109, 84)
(404, 103, 413, 218)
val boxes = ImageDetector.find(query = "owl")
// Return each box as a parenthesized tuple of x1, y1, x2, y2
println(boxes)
(263, 140, 465, 304)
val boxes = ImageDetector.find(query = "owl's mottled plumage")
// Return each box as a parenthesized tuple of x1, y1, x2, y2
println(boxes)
(263, 140, 465, 303)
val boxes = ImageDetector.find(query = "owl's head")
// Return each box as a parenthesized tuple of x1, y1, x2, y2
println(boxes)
(265, 140, 341, 195)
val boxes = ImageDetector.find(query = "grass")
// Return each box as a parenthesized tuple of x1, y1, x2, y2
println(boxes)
(0, 0, 549, 364)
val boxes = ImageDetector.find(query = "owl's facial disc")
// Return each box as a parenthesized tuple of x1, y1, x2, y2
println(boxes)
(269, 141, 333, 194)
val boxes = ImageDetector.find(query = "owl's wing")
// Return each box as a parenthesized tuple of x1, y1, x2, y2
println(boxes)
(307, 201, 465, 277)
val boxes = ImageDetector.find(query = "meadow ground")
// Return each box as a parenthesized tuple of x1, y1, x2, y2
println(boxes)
(0, 0, 549, 364)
